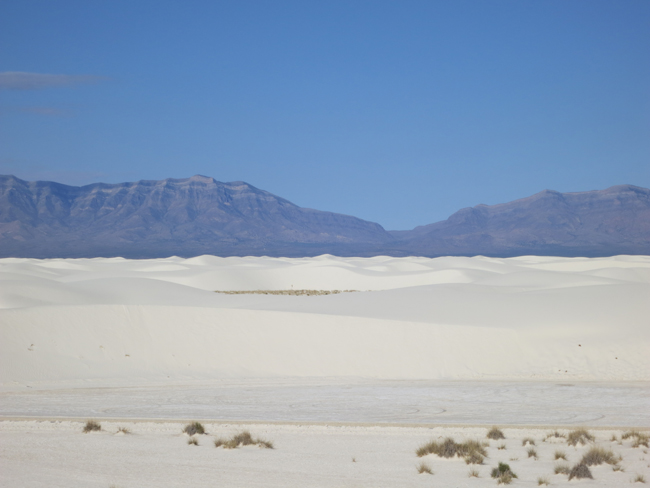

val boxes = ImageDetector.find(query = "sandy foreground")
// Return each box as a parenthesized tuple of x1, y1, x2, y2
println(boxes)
(1, 255, 649, 486)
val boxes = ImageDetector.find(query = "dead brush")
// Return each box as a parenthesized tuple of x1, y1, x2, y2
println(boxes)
(183, 422, 205, 436)
(187, 436, 199, 446)
(568, 462, 593, 480)
(554, 450, 567, 460)
(580, 446, 619, 466)
(215, 431, 274, 449)
(623, 431, 650, 448)
(83, 420, 101, 433)
(545, 430, 566, 441)
(416, 437, 486, 464)
(487, 427, 505, 440)
(634, 474, 647, 483)
(554, 463, 570, 475)
(116, 427, 131, 434)
(527, 447, 538, 459)
(416, 462, 433, 474)
(567, 428, 595, 446)
(522, 437, 536, 446)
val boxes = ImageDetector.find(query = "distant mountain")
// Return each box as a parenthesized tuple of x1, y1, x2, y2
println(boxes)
(0, 175, 648, 258)
(0, 175, 392, 258)
(393, 184, 650, 257)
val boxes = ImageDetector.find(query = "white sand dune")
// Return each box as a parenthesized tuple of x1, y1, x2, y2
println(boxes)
(1, 254, 649, 385)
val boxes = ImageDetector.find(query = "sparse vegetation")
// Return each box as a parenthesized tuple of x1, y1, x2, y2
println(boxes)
(567, 428, 594, 446)
(613, 464, 625, 472)
(187, 436, 199, 446)
(487, 427, 505, 440)
(634, 474, 647, 483)
(468, 468, 480, 478)
(214, 431, 274, 449)
(580, 446, 618, 466)
(568, 463, 593, 480)
(545, 430, 566, 441)
(498, 443, 507, 450)
(83, 420, 101, 433)
(554, 463, 570, 475)
(527, 447, 538, 459)
(416, 462, 433, 474)
(116, 426, 131, 434)
(623, 431, 650, 448)
(491, 462, 517, 485)
(416, 437, 486, 464)
(183, 422, 205, 436)
(522, 437, 536, 446)
(554, 450, 567, 460)
(537, 476, 550, 486)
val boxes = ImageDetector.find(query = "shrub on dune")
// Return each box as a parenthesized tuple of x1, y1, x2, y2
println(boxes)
(554, 463, 570, 475)
(416, 437, 486, 464)
(487, 427, 505, 440)
(580, 446, 619, 466)
(568, 462, 593, 480)
(215, 431, 274, 449)
(491, 462, 517, 485)
(567, 428, 594, 446)
(183, 422, 205, 436)
(416, 462, 433, 474)
(83, 420, 101, 433)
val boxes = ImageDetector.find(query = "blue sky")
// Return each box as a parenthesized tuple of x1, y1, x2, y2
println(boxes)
(1, 0, 648, 230)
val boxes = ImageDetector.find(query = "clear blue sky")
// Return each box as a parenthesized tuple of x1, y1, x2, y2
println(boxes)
(1, 0, 648, 230)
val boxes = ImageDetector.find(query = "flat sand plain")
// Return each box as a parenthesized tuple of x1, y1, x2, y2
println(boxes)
(1, 255, 649, 486)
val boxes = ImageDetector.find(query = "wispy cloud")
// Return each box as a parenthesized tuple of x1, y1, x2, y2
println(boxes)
(0, 71, 107, 90)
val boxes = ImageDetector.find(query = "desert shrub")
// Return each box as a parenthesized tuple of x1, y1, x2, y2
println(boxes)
(487, 427, 505, 440)
(187, 437, 199, 446)
(116, 427, 131, 434)
(522, 437, 536, 446)
(613, 465, 624, 472)
(215, 431, 273, 449)
(623, 431, 650, 448)
(634, 474, 647, 483)
(554, 463, 570, 475)
(568, 463, 593, 480)
(554, 450, 567, 460)
(416, 462, 433, 474)
(468, 468, 480, 478)
(527, 447, 538, 459)
(416, 437, 486, 463)
(537, 476, 550, 486)
(567, 428, 594, 446)
(546, 430, 565, 439)
(491, 462, 517, 485)
(580, 446, 618, 466)
(183, 422, 205, 436)
(83, 420, 101, 433)
(497, 443, 506, 450)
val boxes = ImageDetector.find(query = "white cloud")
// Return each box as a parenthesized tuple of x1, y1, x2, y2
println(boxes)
(0, 71, 106, 90)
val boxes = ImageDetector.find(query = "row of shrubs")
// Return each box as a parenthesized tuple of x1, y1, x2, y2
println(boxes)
(416, 426, 648, 485)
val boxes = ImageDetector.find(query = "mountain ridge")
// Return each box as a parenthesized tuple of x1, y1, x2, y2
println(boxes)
(1, 174, 648, 258)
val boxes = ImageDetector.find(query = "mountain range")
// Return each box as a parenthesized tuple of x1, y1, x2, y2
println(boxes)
(1, 174, 648, 258)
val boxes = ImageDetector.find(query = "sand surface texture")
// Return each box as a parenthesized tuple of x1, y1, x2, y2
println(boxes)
(1, 255, 648, 486)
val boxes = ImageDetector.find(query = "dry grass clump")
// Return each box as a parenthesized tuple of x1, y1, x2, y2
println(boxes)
(554, 450, 567, 460)
(116, 426, 131, 434)
(554, 463, 570, 475)
(183, 422, 205, 436)
(214, 431, 273, 449)
(580, 446, 619, 466)
(416, 437, 486, 464)
(537, 476, 550, 486)
(623, 430, 650, 448)
(527, 447, 538, 459)
(567, 428, 594, 446)
(187, 437, 199, 446)
(491, 462, 517, 485)
(545, 430, 566, 441)
(487, 427, 505, 440)
(416, 462, 433, 474)
(612, 464, 625, 472)
(468, 468, 480, 478)
(522, 437, 536, 446)
(83, 420, 101, 433)
(497, 443, 507, 450)
(634, 474, 647, 483)
(568, 463, 593, 480)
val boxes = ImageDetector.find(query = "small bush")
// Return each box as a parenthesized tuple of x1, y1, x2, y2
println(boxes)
(491, 462, 517, 485)
(580, 446, 618, 466)
(567, 428, 594, 446)
(613, 464, 624, 472)
(554, 450, 567, 460)
(487, 427, 505, 440)
(634, 474, 647, 483)
(554, 463, 570, 475)
(416, 462, 433, 474)
(416, 437, 486, 461)
(568, 463, 593, 480)
(527, 447, 538, 459)
(537, 476, 550, 486)
(545, 430, 566, 441)
(215, 431, 274, 449)
(83, 420, 101, 433)
(623, 431, 650, 448)
(497, 443, 506, 450)
(183, 422, 205, 436)
(465, 451, 484, 465)
(468, 468, 480, 478)
(116, 427, 131, 434)
(187, 436, 199, 446)
(522, 437, 536, 446)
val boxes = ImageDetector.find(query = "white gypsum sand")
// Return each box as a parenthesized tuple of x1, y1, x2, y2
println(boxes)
(0, 255, 649, 487)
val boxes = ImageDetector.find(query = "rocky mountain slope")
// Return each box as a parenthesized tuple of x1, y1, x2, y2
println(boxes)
(1, 175, 648, 258)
